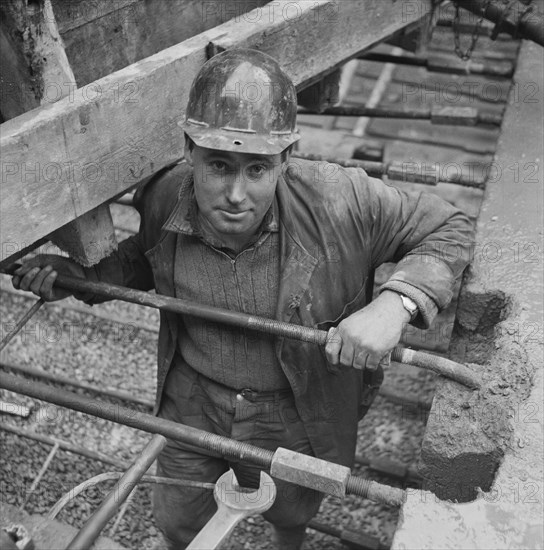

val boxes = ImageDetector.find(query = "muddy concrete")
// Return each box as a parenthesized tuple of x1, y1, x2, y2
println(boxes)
(393, 40, 543, 547)
(0, 501, 125, 550)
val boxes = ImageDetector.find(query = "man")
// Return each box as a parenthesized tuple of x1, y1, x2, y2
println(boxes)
(13, 49, 475, 549)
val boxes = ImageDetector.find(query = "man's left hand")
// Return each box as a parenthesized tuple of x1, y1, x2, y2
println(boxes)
(325, 290, 412, 371)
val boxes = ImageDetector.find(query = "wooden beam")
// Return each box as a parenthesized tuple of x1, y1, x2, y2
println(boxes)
(51, 0, 270, 86)
(39, 0, 118, 265)
(0, 0, 48, 119)
(0, 0, 431, 252)
(0, 15, 39, 119)
(0, 0, 117, 265)
(297, 69, 341, 113)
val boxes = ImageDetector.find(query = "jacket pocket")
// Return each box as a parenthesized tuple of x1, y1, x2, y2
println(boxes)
(316, 278, 369, 331)
(316, 279, 369, 375)
(358, 365, 384, 420)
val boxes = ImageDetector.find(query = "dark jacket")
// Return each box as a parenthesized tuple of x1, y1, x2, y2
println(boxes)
(87, 158, 474, 467)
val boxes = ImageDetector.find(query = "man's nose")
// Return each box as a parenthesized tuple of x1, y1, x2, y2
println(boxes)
(225, 173, 247, 205)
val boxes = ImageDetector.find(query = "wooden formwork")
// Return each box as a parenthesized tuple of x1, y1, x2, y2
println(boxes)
(0, 0, 431, 265)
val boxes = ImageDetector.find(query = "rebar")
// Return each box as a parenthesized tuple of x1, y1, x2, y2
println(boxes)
(0, 371, 275, 467)
(0, 361, 154, 409)
(47, 472, 215, 520)
(391, 348, 480, 390)
(0, 298, 44, 352)
(0, 265, 482, 389)
(345, 476, 405, 507)
(66, 434, 167, 550)
(20, 442, 60, 510)
(452, 0, 544, 46)
(0, 371, 406, 505)
(293, 153, 486, 188)
(358, 52, 514, 78)
(298, 105, 502, 127)
(299, 105, 431, 119)
(0, 423, 128, 469)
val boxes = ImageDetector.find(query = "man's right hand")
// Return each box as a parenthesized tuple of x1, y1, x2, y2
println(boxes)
(12, 254, 86, 302)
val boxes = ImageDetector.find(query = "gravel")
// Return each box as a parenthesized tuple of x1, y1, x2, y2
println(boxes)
(0, 284, 432, 549)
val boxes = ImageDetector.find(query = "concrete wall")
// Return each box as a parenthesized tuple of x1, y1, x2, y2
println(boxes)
(392, 40, 543, 549)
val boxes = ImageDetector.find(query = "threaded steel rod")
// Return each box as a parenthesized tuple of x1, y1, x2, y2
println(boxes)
(299, 105, 431, 119)
(0, 371, 405, 505)
(292, 153, 486, 188)
(0, 265, 481, 389)
(358, 52, 514, 78)
(452, 0, 544, 46)
(0, 371, 274, 466)
(298, 105, 503, 126)
(345, 476, 405, 506)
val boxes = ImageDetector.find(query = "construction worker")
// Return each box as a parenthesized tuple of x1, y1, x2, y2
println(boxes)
(12, 49, 475, 549)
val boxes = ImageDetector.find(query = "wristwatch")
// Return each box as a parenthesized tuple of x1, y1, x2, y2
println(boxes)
(398, 294, 418, 321)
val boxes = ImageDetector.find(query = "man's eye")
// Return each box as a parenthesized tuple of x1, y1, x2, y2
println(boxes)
(210, 161, 227, 171)
(248, 165, 267, 177)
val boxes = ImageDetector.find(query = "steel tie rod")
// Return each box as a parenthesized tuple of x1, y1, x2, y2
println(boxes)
(357, 52, 514, 78)
(0, 371, 404, 506)
(297, 105, 503, 127)
(451, 0, 544, 46)
(291, 153, 486, 189)
(0, 265, 480, 389)
(0, 265, 481, 389)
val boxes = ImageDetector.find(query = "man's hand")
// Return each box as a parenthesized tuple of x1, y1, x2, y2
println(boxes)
(12, 254, 86, 302)
(325, 290, 412, 371)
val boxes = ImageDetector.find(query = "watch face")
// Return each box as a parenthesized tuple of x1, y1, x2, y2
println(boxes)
(401, 295, 417, 317)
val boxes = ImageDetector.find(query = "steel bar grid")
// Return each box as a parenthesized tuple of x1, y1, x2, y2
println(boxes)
(0, 371, 405, 506)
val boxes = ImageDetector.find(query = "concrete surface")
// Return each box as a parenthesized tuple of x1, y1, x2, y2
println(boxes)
(0, 502, 126, 550)
(393, 40, 543, 548)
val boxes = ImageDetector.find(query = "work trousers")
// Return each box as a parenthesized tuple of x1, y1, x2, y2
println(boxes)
(153, 360, 324, 549)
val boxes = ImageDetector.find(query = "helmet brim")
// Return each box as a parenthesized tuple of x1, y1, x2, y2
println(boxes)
(183, 125, 300, 156)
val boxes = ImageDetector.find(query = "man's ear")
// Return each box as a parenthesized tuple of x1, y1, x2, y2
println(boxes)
(281, 145, 293, 165)
(284, 147, 292, 164)
(184, 138, 193, 166)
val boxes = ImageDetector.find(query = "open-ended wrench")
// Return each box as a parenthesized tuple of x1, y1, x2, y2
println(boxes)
(187, 469, 277, 549)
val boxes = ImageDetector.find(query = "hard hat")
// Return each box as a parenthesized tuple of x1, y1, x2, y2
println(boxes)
(181, 49, 300, 155)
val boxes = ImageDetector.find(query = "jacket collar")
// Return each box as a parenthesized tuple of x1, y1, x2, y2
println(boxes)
(274, 170, 318, 324)
(160, 165, 318, 326)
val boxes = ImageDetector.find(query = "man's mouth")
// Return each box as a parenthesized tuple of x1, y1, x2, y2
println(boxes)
(219, 209, 249, 219)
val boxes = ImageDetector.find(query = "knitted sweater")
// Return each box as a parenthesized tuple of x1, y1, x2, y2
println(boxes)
(173, 229, 289, 391)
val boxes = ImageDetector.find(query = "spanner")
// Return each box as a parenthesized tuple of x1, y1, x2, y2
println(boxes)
(187, 469, 277, 549)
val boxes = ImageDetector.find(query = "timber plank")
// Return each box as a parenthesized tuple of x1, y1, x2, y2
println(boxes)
(0, 0, 430, 252)
(210, 0, 431, 89)
(0, 0, 118, 264)
(55, 0, 270, 86)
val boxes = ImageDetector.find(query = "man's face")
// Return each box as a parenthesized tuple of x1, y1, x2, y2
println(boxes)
(187, 143, 285, 243)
